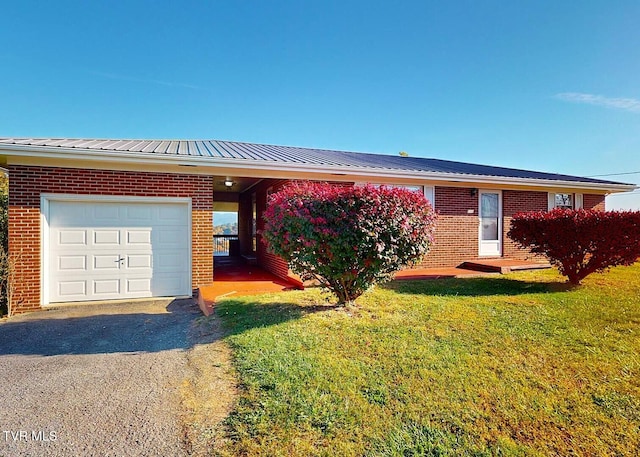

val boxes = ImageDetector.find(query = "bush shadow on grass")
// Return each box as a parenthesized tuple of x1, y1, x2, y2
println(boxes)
(213, 277, 576, 335)
(214, 298, 341, 337)
(382, 276, 576, 297)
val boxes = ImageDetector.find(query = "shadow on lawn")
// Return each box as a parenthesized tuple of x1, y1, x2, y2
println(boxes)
(214, 299, 341, 336)
(384, 276, 575, 297)
(213, 277, 577, 334)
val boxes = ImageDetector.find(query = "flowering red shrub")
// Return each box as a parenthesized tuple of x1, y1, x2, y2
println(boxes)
(508, 208, 640, 284)
(262, 182, 437, 304)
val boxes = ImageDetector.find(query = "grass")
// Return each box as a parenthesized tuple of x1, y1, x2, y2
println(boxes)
(214, 264, 640, 456)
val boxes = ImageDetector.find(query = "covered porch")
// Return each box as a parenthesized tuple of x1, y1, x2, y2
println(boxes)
(198, 256, 301, 316)
(197, 176, 303, 315)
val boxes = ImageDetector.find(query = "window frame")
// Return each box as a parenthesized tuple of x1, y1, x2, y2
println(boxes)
(548, 192, 583, 210)
(355, 183, 435, 209)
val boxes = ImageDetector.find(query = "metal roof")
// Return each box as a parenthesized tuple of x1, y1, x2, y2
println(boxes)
(0, 137, 631, 186)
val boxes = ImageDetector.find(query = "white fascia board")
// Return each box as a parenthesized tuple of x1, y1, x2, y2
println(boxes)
(1, 144, 637, 194)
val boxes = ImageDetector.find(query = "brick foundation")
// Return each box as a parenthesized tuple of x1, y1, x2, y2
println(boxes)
(8, 165, 213, 314)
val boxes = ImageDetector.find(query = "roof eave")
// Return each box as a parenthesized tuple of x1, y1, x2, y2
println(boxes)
(0, 144, 635, 194)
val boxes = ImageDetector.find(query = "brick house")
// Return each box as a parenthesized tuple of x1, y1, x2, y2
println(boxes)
(0, 138, 635, 314)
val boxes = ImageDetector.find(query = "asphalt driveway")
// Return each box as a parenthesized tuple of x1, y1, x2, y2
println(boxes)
(0, 299, 203, 457)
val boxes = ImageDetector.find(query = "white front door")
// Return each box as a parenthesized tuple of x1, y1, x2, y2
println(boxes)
(46, 198, 191, 303)
(478, 190, 502, 256)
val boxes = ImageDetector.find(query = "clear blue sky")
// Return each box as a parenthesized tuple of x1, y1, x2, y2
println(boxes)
(1, 1, 639, 209)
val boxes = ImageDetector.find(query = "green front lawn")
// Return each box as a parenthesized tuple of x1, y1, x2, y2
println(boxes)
(215, 264, 640, 456)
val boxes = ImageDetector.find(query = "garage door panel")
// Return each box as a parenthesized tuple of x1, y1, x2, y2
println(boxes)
(92, 203, 120, 221)
(93, 279, 120, 295)
(127, 254, 152, 269)
(58, 280, 87, 298)
(58, 255, 87, 271)
(126, 205, 152, 221)
(59, 230, 87, 245)
(151, 274, 186, 296)
(48, 199, 191, 303)
(126, 278, 152, 294)
(94, 230, 120, 245)
(126, 230, 152, 245)
(157, 228, 184, 246)
(93, 254, 122, 271)
(155, 251, 187, 271)
(51, 202, 87, 226)
(159, 205, 187, 221)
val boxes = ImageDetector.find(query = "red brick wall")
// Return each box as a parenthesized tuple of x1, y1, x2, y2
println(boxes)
(8, 165, 213, 314)
(502, 190, 548, 261)
(418, 188, 556, 267)
(419, 190, 606, 267)
(584, 194, 605, 211)
(254, 179, 291, 281)
(419, 187, 479, 267)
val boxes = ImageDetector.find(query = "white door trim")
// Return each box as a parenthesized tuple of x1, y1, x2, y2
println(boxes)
(478, 189, 502, 257)
(40, 194, 192, 306)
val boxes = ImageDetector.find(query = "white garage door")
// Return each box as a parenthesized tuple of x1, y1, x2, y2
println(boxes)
(47, 198, 191, 303)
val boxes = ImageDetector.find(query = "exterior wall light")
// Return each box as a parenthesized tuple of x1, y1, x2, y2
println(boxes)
(224, 179, 234, 187)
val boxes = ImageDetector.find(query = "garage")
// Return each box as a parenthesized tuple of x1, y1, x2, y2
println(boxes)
(43, 196, 192, 304)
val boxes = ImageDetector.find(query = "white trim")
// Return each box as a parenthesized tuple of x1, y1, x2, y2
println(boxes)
(424, 186, 435, 208)
(40, 197, 50, 307)
(2, 144, 635, 193)
(548, 192, 556, 211)
(40, 194, 192, 306)
(478, 189, 502, 257)
(42, 194, 193, 204)
(575, 193, 583, 209)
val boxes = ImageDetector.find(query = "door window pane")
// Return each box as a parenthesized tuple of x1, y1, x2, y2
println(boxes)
(482, 219, 498, 240)
(480, 193, 499, 241)
(481, 194, 498, 217)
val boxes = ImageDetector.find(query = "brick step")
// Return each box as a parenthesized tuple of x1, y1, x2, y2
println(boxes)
(460, 260, 551, 274)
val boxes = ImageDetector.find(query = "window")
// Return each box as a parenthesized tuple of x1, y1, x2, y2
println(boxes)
(548, 192, 583, 210)
(555, 193, 573, 209)
(396, 185, 423, 193)
(356, 183, 435, 207)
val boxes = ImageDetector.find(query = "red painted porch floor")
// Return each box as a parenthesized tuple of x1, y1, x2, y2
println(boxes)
(197, 262, 302, 315)
(197, 258, 550, 315)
